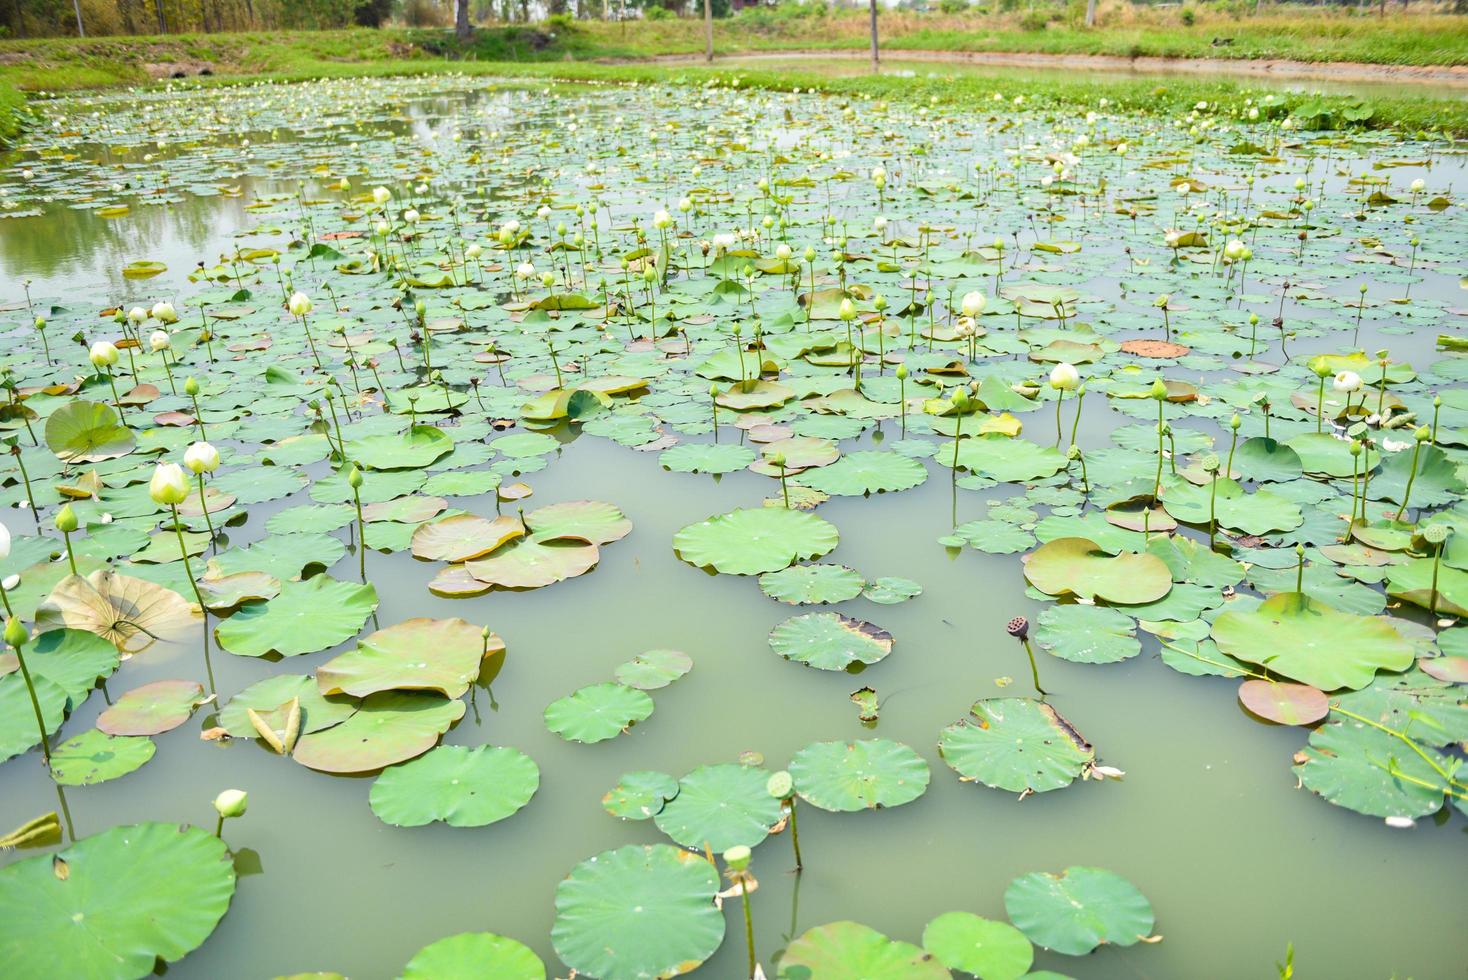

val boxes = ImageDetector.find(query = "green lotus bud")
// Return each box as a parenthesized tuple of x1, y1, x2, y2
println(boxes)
(1434, 395, 1442, 408)
(1066, 445, 1080, 461)
(1313, 361, 1331, 379)
(1150, 379, 1168, 400)
(184, 377, 200, 397)
(4, 616, 27, 649)
(54, 503, 78, 534)
(642, 266, 657, 283)
(1248, 312, 1259, 327)
(895, 364, 908, 381)
(952, 388, 970, 411)
(213, 789, 248, 819)
(767, 770, 793, 799)
(1416, 426, 1431, 442)
(803, 246, 816, 263)
(33, 316, 45, 330)
(873, 293, 888, 312)
(347, 465, 364, 489)
(769, 451, 787, 468)
(1229, 413, 1241, 431)
(724, 845, 751, 872)
(1295, 543, 1305, 558)
(1359, 283, 1368, 294)
(709, 383, 720, 399)
(1349, 440, 1362, 457)
(414, 299, 426, 317)
(323, 385, 335, 401)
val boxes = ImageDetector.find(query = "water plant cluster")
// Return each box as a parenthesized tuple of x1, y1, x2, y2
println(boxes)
(0, 72, 1463, 977)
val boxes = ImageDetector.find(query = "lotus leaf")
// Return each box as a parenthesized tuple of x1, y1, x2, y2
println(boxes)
(544, 682, 653, 743)
(769, 612, 893, 670)
(653, 762, 782, 850)
(778, 921, 950, 979)
(317, 617, 500, 699)
(938, 698, 1095, 793)
(50, 730, 156, 786)
(1023, 538, 1172, 605)
(215, 576, 378, 658)
(1003, 867, 1154, 956)
(673, 507, 839, 575)
(922, 912, 1034, 980)
(788, 738, 930, 812)
(292, 691, 465, 774)
(369, 744, 539, 828)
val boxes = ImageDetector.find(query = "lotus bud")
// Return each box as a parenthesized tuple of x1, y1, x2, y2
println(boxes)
(1349, 440, 1362, 458)
(709, 383, 720, 399)
(151, 302, 178, 324)
(55, 502, 78, 533)
(88, 341, 119, 368)
(34, 316, 45, 330)
(347, 465, 364, 490)
(128, 307, 148, 325)
(642, 266, 657, 284)
(802, 246, 816, 263)
(372, 186, 392, 206)
(1150, 379, 1168, 400)
(1048, 363, 1079, 391)
(1229, 413, 1241, 431)
(288, 292, 312, 317)
(1066, 445, 1081, 461)
(213, 789, 248, 819)
(1333, 371, 1362, 393)
(149, 330, 170, 352)
(769, 451, 787, 468)
(4, 616, 27, 649)
(895, 364, 908, 381)
(465, 243, 482, 260)
(838, 298, 857, 321)
(541, 271, 556, 289)
(183, 441, 219, 474)
(1415, 426, 1431, 442)
(148, 463, 190, 506)
(775, 243, 792, 261)
(960, 290, 987, 318)
(403, 209, 420, 225)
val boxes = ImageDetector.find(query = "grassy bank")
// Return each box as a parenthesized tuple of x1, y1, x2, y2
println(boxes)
(0, 14, 1464, 142)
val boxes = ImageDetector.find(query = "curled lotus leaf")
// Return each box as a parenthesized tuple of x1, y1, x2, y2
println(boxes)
(788, 738, 931, 812)
(1211, 592, 1414, 691)
(1022, 538, 1172, 605)
(291, 691, 465, 774)
(401, 932, 545, 980)
(44, 400, 135, 463)
(369, 744, 539, 828)
(769, 612, 894, 671)
(37, 569, 200, 656)
(777, 921, 950, 980)
(938, 698, 1095, 794)
(1003, 866, 1155, 956)
(673, 507, 839, 576)
(0, 822, 236, 979)
(316, 617, 501, 699)
(602, 770, 680, 821)
(96, 680, 207, 736)
(411, 514, 525, 562)
(612, 649, 693, 690)
(218, 674, 357, 739)
(552, 844, 724, 980)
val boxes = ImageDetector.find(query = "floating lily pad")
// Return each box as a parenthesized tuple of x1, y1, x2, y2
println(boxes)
(922, 912, 1034, 980)
(369, 744, 539, 828)
(1295, 720, 1456, 818)
(552, 844, 724, 980)
(778, 921, 949, 979)
(0, 822, 235, 978)
(652, 762, 782, 850)
(291, 691, 464, 774)
(794, 450, 928, 496)
(1023, 538, 1172, 605)
(44, 400, 135, 463)
(1237, 679, 1329, 725)
(660, 442, 757, 474)
(1003, 866, 1154, 955)
(96, 680, 206, 736)
(938, 698, 1094, 794)
(788, 738, 930, 812)
(1034, 605, 1140, 664)
(348, 424, 454, 469)
(602, 770, 680, 820)
(863, 576, 923, 604)
(401, 932, 545, 980)
(317, 617, 500, 699)
(411, 514, 525, 562)
(544, 683, 653, 743)
(50, 730, 156, 786)
(759, 564, 866, 605)
(215, 576, 378, 658)
(769, 612, 893, 670)
(612, 649, 693, 690)
(673, 507, 839, 575)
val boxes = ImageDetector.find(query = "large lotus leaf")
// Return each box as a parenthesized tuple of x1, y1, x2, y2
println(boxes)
(44, 400, 135, 463)
(317, 617, 500, 699)
(1386, 558, 1468, 617)
(793, 450, 927, 496)
(603, 770, 680, 821)
(401, 932, 545, 980)
(612, 649, 693, 690)
(218, 674, 358, 739)
(291, 691, 464, 774)
(0, 822, 235, 979)
(206, 532, 347, 581)
(1159, 478, 1302, 535)
(37, 570, 199, 655)
(97, 680, 206, 736)
(652, 762, 782, 851)
(1367, 443, 1466, 507)
(759, 564, 866, 605)
(788, 738, 930, 812)
(1003, 867, 1154, 956)
(1294, 720, 1455, 818)
(50, 730, 156, 786)
(552, 844, 724, 980)
(938, 698, 1094, 793)
(464, 538, 600, 589)
(673, 507, 838, 575)
(1035, 605, 1140, 664)
(1022, 538, 1172, 605)
(24, 627, 120, 702)
(1211, 592, 1414, 691)
(1232, 437, 1303, 482)
(369, 744, 539, 828)
(1286, 432, 1380, 478)
(490, 432, 559, 458)
(1144, 536, 1245, 588)
(544, 682, 653, 743)
(769, 612, 893, 670)
(215, 576, 378, 658)
(715, 379, 795, 410)
(1330, 668, 1468, 748)
(940, 435, 1067, 482)
(778, 921, 950, 979)
(526, 499, 632, 545)
(953, 520, 1036, 555)
(347, 424, 454, 470)
(411, 514, 524, 562)
(0, 674, 67, 762)
(659, 442, 756, 475)
(922, 912, 1034, 980)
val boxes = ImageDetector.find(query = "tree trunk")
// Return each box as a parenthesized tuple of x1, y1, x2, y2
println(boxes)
(868, 0, 879, 71)
(457, 0, 471, 39)
(155, 0, 168, 33)
(72, 0, 84, 35)
(1084, 0, 1096, 27)
(704, 0, 713, 62)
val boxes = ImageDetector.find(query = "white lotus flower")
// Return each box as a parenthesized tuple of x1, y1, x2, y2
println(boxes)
(148, 462, 190, 506)
(184, 441, 220, 474)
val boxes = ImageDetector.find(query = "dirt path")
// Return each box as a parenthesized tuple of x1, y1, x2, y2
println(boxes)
(628, 47, 1468, 89)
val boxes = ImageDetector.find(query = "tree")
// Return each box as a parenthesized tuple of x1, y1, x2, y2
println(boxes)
(704, 0, 712, 62)
(868, 0, 879, 70)
(355, 0, 396, 26)
(1085, 0, 1096, 27)
(457, 0, 470, 37)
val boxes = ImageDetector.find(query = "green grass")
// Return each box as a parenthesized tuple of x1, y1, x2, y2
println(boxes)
(0, 15, 1464, 143)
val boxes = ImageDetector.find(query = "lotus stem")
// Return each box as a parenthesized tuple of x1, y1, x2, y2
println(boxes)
(61, 529, 76, 577)
(1208, 470, 1219, 550)
(740, 878, 755, 978)
(1054, 389, 1064, 446)
(196, 473, 216, 541)
(170, 502, 216, 696)
(1068, 387, 1085, 450)
(5, 623, 51, 764)
(787, 796, 803, 870)
(1399, 432, 1427, 523)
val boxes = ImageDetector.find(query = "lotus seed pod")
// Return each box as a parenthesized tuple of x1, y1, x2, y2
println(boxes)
(767, 770, 793, 799)
(1423, 524, 1449, 546)
(1005, 616, 1029, 641)
(724, 845, 751, 872)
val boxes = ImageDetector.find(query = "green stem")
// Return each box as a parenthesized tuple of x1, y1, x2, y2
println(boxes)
(788, 796, 803, 870)
(1399, 440, 1424, 523)
(196, 473, 216, 541)
(10, 638, 52, 763)
(739, 878, 756, 978)
(1020, 637, 1048, 696)
(170, 503, 216, 695)
(353, 487, 367, 583)
(61, 529, 77, 576)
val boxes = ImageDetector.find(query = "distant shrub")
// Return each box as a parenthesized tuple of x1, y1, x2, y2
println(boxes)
(938, 0, 970, 13)
(1019, 7, 1049, 31)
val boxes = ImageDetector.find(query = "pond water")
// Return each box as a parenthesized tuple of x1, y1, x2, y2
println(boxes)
(0, 71, 1465, 980)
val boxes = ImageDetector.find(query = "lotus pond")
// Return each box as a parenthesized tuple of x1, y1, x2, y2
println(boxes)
(0, 72, 1465, 980)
